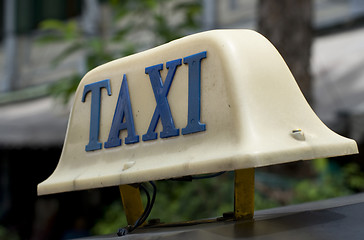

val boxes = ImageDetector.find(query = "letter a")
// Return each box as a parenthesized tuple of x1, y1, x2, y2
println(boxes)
(105, 74, 139, 148)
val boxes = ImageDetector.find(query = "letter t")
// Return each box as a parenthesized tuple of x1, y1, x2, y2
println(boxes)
(82, 79, 112, 151)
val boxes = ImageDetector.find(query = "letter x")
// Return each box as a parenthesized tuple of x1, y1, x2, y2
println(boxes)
(142, 59, 182, 141)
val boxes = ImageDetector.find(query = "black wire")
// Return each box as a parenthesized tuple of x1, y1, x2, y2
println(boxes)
(191, 171, 226, 180)
(137, 181, 156, 226)
(131, 184, 151, 230)
(119, 181, 157, 236)
(170, 171, 226, 181)
(117, 171, 224, 236)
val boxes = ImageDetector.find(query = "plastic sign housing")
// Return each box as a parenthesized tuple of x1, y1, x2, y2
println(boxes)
(38, 30, 358, 195)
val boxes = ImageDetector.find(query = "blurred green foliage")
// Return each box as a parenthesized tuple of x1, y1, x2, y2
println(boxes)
(92, 201, 127, 235)
(293, 159, 364, 203)
(38, 0, 201, 103)
(92, 174, 234, 235)
(150, 173, 234, 222)
(293, 159, 351, 203)
(92, 160, 364, 235)
(0, 225, 20, 240)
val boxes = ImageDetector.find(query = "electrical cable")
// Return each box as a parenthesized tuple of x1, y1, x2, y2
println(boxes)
(117, 181, 157, 236)
(170, 171, 226, 181)
(137, 181, 156, 226)
(131, 184, 151, 230)
(117, 172, 225, 236)
(191, 171, 226, 180)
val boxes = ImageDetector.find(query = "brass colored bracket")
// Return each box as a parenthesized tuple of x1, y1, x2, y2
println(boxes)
(119, 184, 144, 225)
(234, 168, 255, 220)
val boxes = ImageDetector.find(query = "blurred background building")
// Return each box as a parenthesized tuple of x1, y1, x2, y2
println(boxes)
(1, 0, 364, 239)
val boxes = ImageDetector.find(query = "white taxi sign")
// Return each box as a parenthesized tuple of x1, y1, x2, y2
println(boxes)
(38, 30, 358, 195)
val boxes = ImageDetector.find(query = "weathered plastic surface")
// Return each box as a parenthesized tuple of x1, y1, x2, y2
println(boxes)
(37, 30, 358, 195)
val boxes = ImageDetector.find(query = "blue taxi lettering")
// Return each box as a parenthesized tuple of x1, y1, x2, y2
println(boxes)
(182, 51, 207, 135)
(82, 79, 112, 151)
(142, 59, 181, 141)
(82, 51, 207, 152)
(105, 74, 139, 148)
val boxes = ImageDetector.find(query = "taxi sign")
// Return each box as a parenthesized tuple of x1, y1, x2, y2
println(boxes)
(38, 29, 358, 195)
